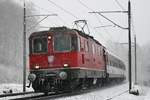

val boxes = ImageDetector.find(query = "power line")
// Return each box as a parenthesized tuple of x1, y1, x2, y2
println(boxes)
(78, 0, 128, 53)
(32, 2, 53, 13)
(77, 0, 114, 38)
(114, 0, 126, 11)
(57, 16, 70, 26)
(47, 0, 79, 19)
(77, 0, 94, 11)
(27, 16, 49, 31)
(26, 14, 58, 17)
(30, 1, 69, 27)
(77, 0, 118, 51)
(89, 12, 128, 30)
(94, 15, 114, 40)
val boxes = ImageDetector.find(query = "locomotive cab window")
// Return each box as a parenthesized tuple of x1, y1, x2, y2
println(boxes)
(54, 34, 71, 52)
(31, 37, 47, 53)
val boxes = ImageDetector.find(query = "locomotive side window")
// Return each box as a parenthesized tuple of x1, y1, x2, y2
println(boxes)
(32, 37, 47, 53)
(54, 34, 71, 52)
(85, 41, 89, 52)
(80, 37, 84, 51)
(92, 44, 95, 54)
(71, 35, 78, 51)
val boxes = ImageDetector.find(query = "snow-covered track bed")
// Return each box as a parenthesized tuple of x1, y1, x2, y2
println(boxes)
(0, 91, 34, 98)
(0, 92, 44, 100)
(10, 83, 127, 100)
(105, 90, 129, 100)
(10, 88, 103, 100)
(0, 82, 129, 100)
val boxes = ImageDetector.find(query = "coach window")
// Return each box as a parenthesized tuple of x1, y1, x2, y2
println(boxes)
(99, 47, 101, 55)
(95, 45, 97, 54)
(99, 47, 101, 56)
(110, 60, 112, 66)
(98, 47, 100, 55)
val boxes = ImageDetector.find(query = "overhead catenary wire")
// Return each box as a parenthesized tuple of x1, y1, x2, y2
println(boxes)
(77, 0, 115, 41)
(76, 1, 108, 46)
(47, 0, 79, 19)
(77, 0, 116, 39)
(77, 0, 114, 40)
(89, 12, 128, 30)
(31, 1, 54, 13)
(34, 0, 77, 26)
(27, 1, 72, 30)
(27, 16, 49, 32)
(114, 0, 126, 11)
(78, 0, 128, 47)
(77, 0, 94, 11)
(77, 0, 118, 52)
(32, 1, 70, 27)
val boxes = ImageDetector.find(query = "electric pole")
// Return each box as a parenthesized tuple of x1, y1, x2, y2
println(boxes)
(22, 0, 57, 92)
(23, 0, 26, 92)
(89, 0, 132, 93)
(134, 35, 137, 84)
(128, 0, 132, 92)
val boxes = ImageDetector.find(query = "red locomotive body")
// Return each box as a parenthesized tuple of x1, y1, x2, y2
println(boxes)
(28, 27, 125, 93)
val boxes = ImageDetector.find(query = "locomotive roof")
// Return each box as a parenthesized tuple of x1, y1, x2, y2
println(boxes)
(73, 29, 103, 46)
(29, 26, 104, 48)
(29, 30, 49, 38)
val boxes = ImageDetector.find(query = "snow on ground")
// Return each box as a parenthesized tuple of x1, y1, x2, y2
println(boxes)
(55, 83, 150, 100)
(0, 83, 150, 100)
(0, 83, 33, 94)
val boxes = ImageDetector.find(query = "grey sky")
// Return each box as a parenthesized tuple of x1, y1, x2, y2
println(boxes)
(18, 0, 150, 46)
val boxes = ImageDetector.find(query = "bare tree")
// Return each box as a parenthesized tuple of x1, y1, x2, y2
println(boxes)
(0, 0, 38, 83)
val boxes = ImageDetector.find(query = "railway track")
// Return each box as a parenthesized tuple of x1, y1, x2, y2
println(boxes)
(0, 87, 98, 100)
(10, 88, 97, 100)
(0, 82, 127, 100)
(0, 91, 34, 98)
(10, 88, 129, 100)
(106, 90, 129, 100)
(0, 91, 44, 100)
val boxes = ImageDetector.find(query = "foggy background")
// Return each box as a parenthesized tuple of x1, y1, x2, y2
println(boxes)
(0, 0, 149, 87)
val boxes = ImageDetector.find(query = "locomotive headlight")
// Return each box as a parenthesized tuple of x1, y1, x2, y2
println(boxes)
(48, 36, 51, 39)
(35, 65, 40, 69)
(28, 73, 36, 82)
(59, 71, 67, 80)
(63, 64, 68, 67)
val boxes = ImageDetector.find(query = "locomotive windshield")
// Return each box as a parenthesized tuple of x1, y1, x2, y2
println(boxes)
(54, 34, 71, 52)
(32, 37, 47, 53)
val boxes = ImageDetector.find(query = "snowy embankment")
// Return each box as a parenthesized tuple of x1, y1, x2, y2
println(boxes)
(0, 84, 33, 94)
(0, 83, 150, 100)
(55, 83, 150, 100)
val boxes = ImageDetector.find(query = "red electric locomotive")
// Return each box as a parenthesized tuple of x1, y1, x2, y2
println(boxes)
(28, 26, 126, 93)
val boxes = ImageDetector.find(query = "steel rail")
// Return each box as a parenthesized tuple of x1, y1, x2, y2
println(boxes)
(0, 91, 34, 98)
(106, 90, 129, 100)
(2, 82, 127, 100)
